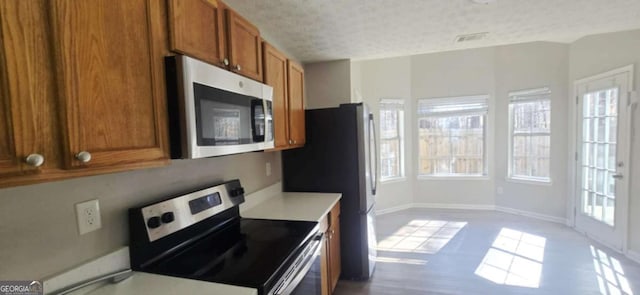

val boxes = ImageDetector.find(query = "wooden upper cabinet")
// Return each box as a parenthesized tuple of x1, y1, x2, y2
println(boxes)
(262, 43, 289, 149)
(168, 0, 226, 67)
(0, 0, 59, 177)
(287, 61, 305, 146)
(226, 8, 262, 81)
(0, 85, 21, 176)
(48, 0, 169, 169)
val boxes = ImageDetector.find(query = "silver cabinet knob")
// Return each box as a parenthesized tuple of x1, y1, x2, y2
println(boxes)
(288, 139, 293, 145)
(292, 140, 297, 144)
(235, 64, 241, 71)
(25, 153, 44, 167)
(76, 151, 92, 163)
(222, 58, 229, 66)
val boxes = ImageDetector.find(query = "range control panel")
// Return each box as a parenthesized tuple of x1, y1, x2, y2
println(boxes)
(140, 180, 245, 242)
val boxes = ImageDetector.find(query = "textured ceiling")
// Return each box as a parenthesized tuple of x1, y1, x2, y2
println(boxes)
(224, 0, 640, 62)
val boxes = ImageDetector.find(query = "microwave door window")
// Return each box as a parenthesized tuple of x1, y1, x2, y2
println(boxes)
(212, 109, 240, 143)
(194, 83, 254, 145)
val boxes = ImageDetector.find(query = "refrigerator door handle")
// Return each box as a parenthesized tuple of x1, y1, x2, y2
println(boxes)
(369, 113, 378, 195)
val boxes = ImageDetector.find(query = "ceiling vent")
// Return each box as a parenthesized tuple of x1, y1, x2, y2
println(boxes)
(455, 32, 488, 43)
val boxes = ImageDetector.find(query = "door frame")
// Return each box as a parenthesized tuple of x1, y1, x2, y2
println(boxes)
(568, 64, 635, 253)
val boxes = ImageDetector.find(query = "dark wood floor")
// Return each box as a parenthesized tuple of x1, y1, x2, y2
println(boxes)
(333, 208, 640, 295)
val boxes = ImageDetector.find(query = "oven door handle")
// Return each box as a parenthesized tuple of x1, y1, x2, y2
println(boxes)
(273, 234, 323, 295)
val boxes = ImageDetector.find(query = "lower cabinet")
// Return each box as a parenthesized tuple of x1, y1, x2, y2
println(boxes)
(320, 202, 341, 295)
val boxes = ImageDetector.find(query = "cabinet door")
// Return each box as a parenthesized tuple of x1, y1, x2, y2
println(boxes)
(168, 0, 226, 67)
(262, 43, 289, 149)
(329, 203, 342, 292)
(0, 0, 59, 177)
(0, 80, 21, 176)
(49, 0, 169, 170)
(226, 8, 262, 81)
(287, 61, 305, 146)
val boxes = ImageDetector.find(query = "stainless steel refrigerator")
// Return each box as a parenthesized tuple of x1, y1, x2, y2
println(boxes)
(282, 103, 378, 280)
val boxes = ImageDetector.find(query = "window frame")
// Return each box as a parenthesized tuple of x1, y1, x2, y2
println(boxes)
(507, 87, 552, 184)
(379, 99, 405, 182)
(417, 95, 489, 178)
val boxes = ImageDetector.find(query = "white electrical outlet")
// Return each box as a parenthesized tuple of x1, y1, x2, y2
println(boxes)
(266, 162, 272, 176)
(76, 199, 102, 235)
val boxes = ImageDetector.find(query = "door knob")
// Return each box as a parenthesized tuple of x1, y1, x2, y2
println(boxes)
(76, 151, 92, 163)
(25, 154, 44, 167)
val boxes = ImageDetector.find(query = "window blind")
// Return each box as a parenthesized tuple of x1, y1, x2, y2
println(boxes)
(418, 95, 488, 117)
(509, 87, 551, 102)
(380, 98, 404, 110)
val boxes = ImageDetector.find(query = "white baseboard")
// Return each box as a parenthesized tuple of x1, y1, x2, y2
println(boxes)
(495, 206, 567, 224)
(374, 203, 567, 225)
(376, 204, 413, 215)
(627, 250, 640, 264)
(412, 202, 495, 211)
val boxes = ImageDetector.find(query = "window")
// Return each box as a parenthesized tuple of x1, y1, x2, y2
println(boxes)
(418, 95, 488, 177)
(380, 99, 405, 180)
(508, 87, 551, 182)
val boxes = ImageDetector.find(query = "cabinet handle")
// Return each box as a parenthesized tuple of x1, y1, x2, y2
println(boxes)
(288, 139, 293, 145)
(76, 151, 92, 163)
(292, 140, 297, 144)
(222, 58, 229, 66)
(234, 64, 241, 71)
(25, 154, 45, 167)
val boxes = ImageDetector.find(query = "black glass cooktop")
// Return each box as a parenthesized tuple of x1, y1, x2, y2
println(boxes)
(142, 218, 317, 291)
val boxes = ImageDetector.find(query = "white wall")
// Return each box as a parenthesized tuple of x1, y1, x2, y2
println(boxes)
(356, 57, 414, 211)
(304, 60, 352, 109)
(569, 29, 640, 254)
(0, 152, 281, 280)
(356, 42, 571, 219)
(410, 47, 497, 206)
(494, 42, 570, 219)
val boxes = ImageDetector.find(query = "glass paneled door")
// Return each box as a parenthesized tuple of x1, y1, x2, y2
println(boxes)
(575, 67, 633, 251)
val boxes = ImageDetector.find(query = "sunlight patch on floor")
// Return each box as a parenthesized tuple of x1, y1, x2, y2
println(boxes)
(376, 219, 467, 254)
(591, 245, 634, 295)
(475, 228, 546, 288)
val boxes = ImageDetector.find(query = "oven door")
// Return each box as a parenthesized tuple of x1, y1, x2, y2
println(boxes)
(270, 233, 323, 295)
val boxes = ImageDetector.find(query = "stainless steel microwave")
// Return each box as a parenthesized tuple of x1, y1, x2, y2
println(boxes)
(165, 55, 274, 159)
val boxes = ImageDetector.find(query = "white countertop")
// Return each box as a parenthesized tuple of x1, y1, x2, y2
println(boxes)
(241, 192, 342, 222)
(67, 272, 257, 295)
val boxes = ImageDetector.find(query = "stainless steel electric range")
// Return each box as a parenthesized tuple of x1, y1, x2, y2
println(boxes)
(129, 180, 323, 295)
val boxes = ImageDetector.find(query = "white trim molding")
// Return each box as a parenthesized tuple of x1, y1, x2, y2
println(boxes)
(494, 206, 567, 224)
(412, 202, 495, 211)
(627, 250, 640, 265)
(376, 204, 413, 215)
(376, 203, 567, 224)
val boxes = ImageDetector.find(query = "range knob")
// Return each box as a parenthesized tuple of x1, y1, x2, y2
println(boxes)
(161, 212, 175, 224)
(230, 187, 245, 197)
(146, 216, 161, 229)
